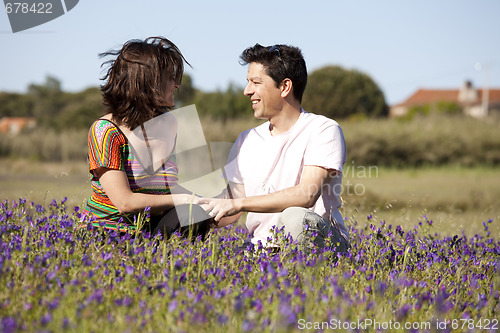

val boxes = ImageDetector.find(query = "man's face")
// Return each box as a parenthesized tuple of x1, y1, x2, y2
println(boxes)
(243, 62, 283, 120)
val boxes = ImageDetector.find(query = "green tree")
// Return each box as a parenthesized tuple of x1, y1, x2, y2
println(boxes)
(302, 65, 388, 119)
(57, 87, 104, 129)
(27, 75, 65, 129)
(194, 83, 249, 121)
(176, 73, 196, 107)
(0, 92, 33, 118)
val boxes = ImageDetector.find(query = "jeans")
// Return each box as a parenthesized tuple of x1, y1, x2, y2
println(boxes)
(149, 204, 211, 241)
(276, 207, 350, 254)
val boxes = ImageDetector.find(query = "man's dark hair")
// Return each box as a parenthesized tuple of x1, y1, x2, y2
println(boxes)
(240, 43, 307, 103)
(99, 36, 190, 129)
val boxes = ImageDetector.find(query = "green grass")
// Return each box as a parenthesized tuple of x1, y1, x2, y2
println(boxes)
(342, 165, 500, 238)
(1, 160, 499, 332)
(1, 159, 498, 238)
(0, 159, 89, 210)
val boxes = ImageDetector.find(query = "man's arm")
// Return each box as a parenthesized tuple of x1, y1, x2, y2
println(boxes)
(198, 165, 335, 222)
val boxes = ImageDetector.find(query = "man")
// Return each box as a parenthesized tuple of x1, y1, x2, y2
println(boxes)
(197, 43, 349, 253)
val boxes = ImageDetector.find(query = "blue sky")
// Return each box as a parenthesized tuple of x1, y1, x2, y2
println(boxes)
(1, 0, 499, 105)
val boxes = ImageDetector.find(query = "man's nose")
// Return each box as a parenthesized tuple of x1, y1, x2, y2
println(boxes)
(243, 83, 252, 96)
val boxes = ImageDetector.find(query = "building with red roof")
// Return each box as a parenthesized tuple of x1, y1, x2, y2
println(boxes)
(0, 117, 36, 134)
(390, 81, 500, 118)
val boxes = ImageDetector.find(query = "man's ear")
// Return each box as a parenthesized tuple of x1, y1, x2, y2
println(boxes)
(280, 78, 293, 98)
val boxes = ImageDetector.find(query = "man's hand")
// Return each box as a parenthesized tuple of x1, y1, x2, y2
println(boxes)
(195, 197, 243, 223)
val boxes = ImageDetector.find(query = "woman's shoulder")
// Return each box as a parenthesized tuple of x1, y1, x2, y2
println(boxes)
(89, 118, 126, 142)
(90, 113, 120, 130)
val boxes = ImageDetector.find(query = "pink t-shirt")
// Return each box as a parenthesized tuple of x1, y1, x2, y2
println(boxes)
(224, 110, 348, 245)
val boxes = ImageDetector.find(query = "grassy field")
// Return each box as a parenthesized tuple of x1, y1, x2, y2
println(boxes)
(2, 115, 499, 332)
(0, 159, 90, 210)
(341, 165, 500, 239)
(1, 159, 499, 332)
(1, 176, 498, 332)
(1, 159, 498, 239)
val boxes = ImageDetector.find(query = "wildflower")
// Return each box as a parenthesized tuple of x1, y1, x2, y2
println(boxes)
(241, 319, 255, 332)
(2, 317, 17, 332)
(40, 313, 52, 326)
(217, 315, 228, 325)
(376, 282, 388, 295)
(168, 300, 177, 312)
(47, 271, 57, 281)
(87, 289, 104, 304)
(125, 265, 134, 275)
(81, 254, 92, 266)
(278, 301, 297, 326)
(278, 268, 288, 277)
(397, 304, 412, 320)
(62, 317, 70, 329)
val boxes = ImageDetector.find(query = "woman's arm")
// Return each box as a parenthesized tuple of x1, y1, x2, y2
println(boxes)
(96, 167, 195, 215)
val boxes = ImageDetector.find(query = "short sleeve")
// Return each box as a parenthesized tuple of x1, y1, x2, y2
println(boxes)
(88, 120, 126, 172)
(303, 120, 347, 173)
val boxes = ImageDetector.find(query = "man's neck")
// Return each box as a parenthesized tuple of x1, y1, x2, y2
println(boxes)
(268, 104, 302, 136)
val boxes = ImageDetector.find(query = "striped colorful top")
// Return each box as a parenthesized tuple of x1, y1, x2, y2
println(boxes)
(83, 119, 178, 228)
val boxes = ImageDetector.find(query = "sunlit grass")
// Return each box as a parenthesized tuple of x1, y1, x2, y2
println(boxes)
(341, 165, 500, 238)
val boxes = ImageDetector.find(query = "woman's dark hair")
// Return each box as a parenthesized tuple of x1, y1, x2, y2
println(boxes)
(240, 43, 307, 102)
(99, 36, 190, 129)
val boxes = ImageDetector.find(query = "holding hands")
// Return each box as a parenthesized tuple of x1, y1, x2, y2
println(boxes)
(195, 197, 243, 227)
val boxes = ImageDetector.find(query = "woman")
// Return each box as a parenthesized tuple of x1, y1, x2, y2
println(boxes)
(82, 37, 211, 240)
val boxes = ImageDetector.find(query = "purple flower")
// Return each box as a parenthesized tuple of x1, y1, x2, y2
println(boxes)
(397, 304, 412, 319)
(40, 313, 52, 326)
(125, 265, 134, 275)
(168, 300, 177, 312)
(241, 319, 255, 332)
(62, 317, 70, 329)
(217, 315, 228, 325)
(278, 301, 297, 326)
(2, 317, 17, 332)
(49, 298, 59, 310)
(88, 289, 104, 304)
(278, 268, 288, 277)
(81, 254, 92, 266)
(47, 271, 57, 280)
(377, 282, 388, 295)
(234, 298, 243, 312)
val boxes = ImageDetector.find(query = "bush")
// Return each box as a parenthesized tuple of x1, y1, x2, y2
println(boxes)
(341, 115, 500, 167)
(1, 115, 499, 167)
(0, 128, 88, 162)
